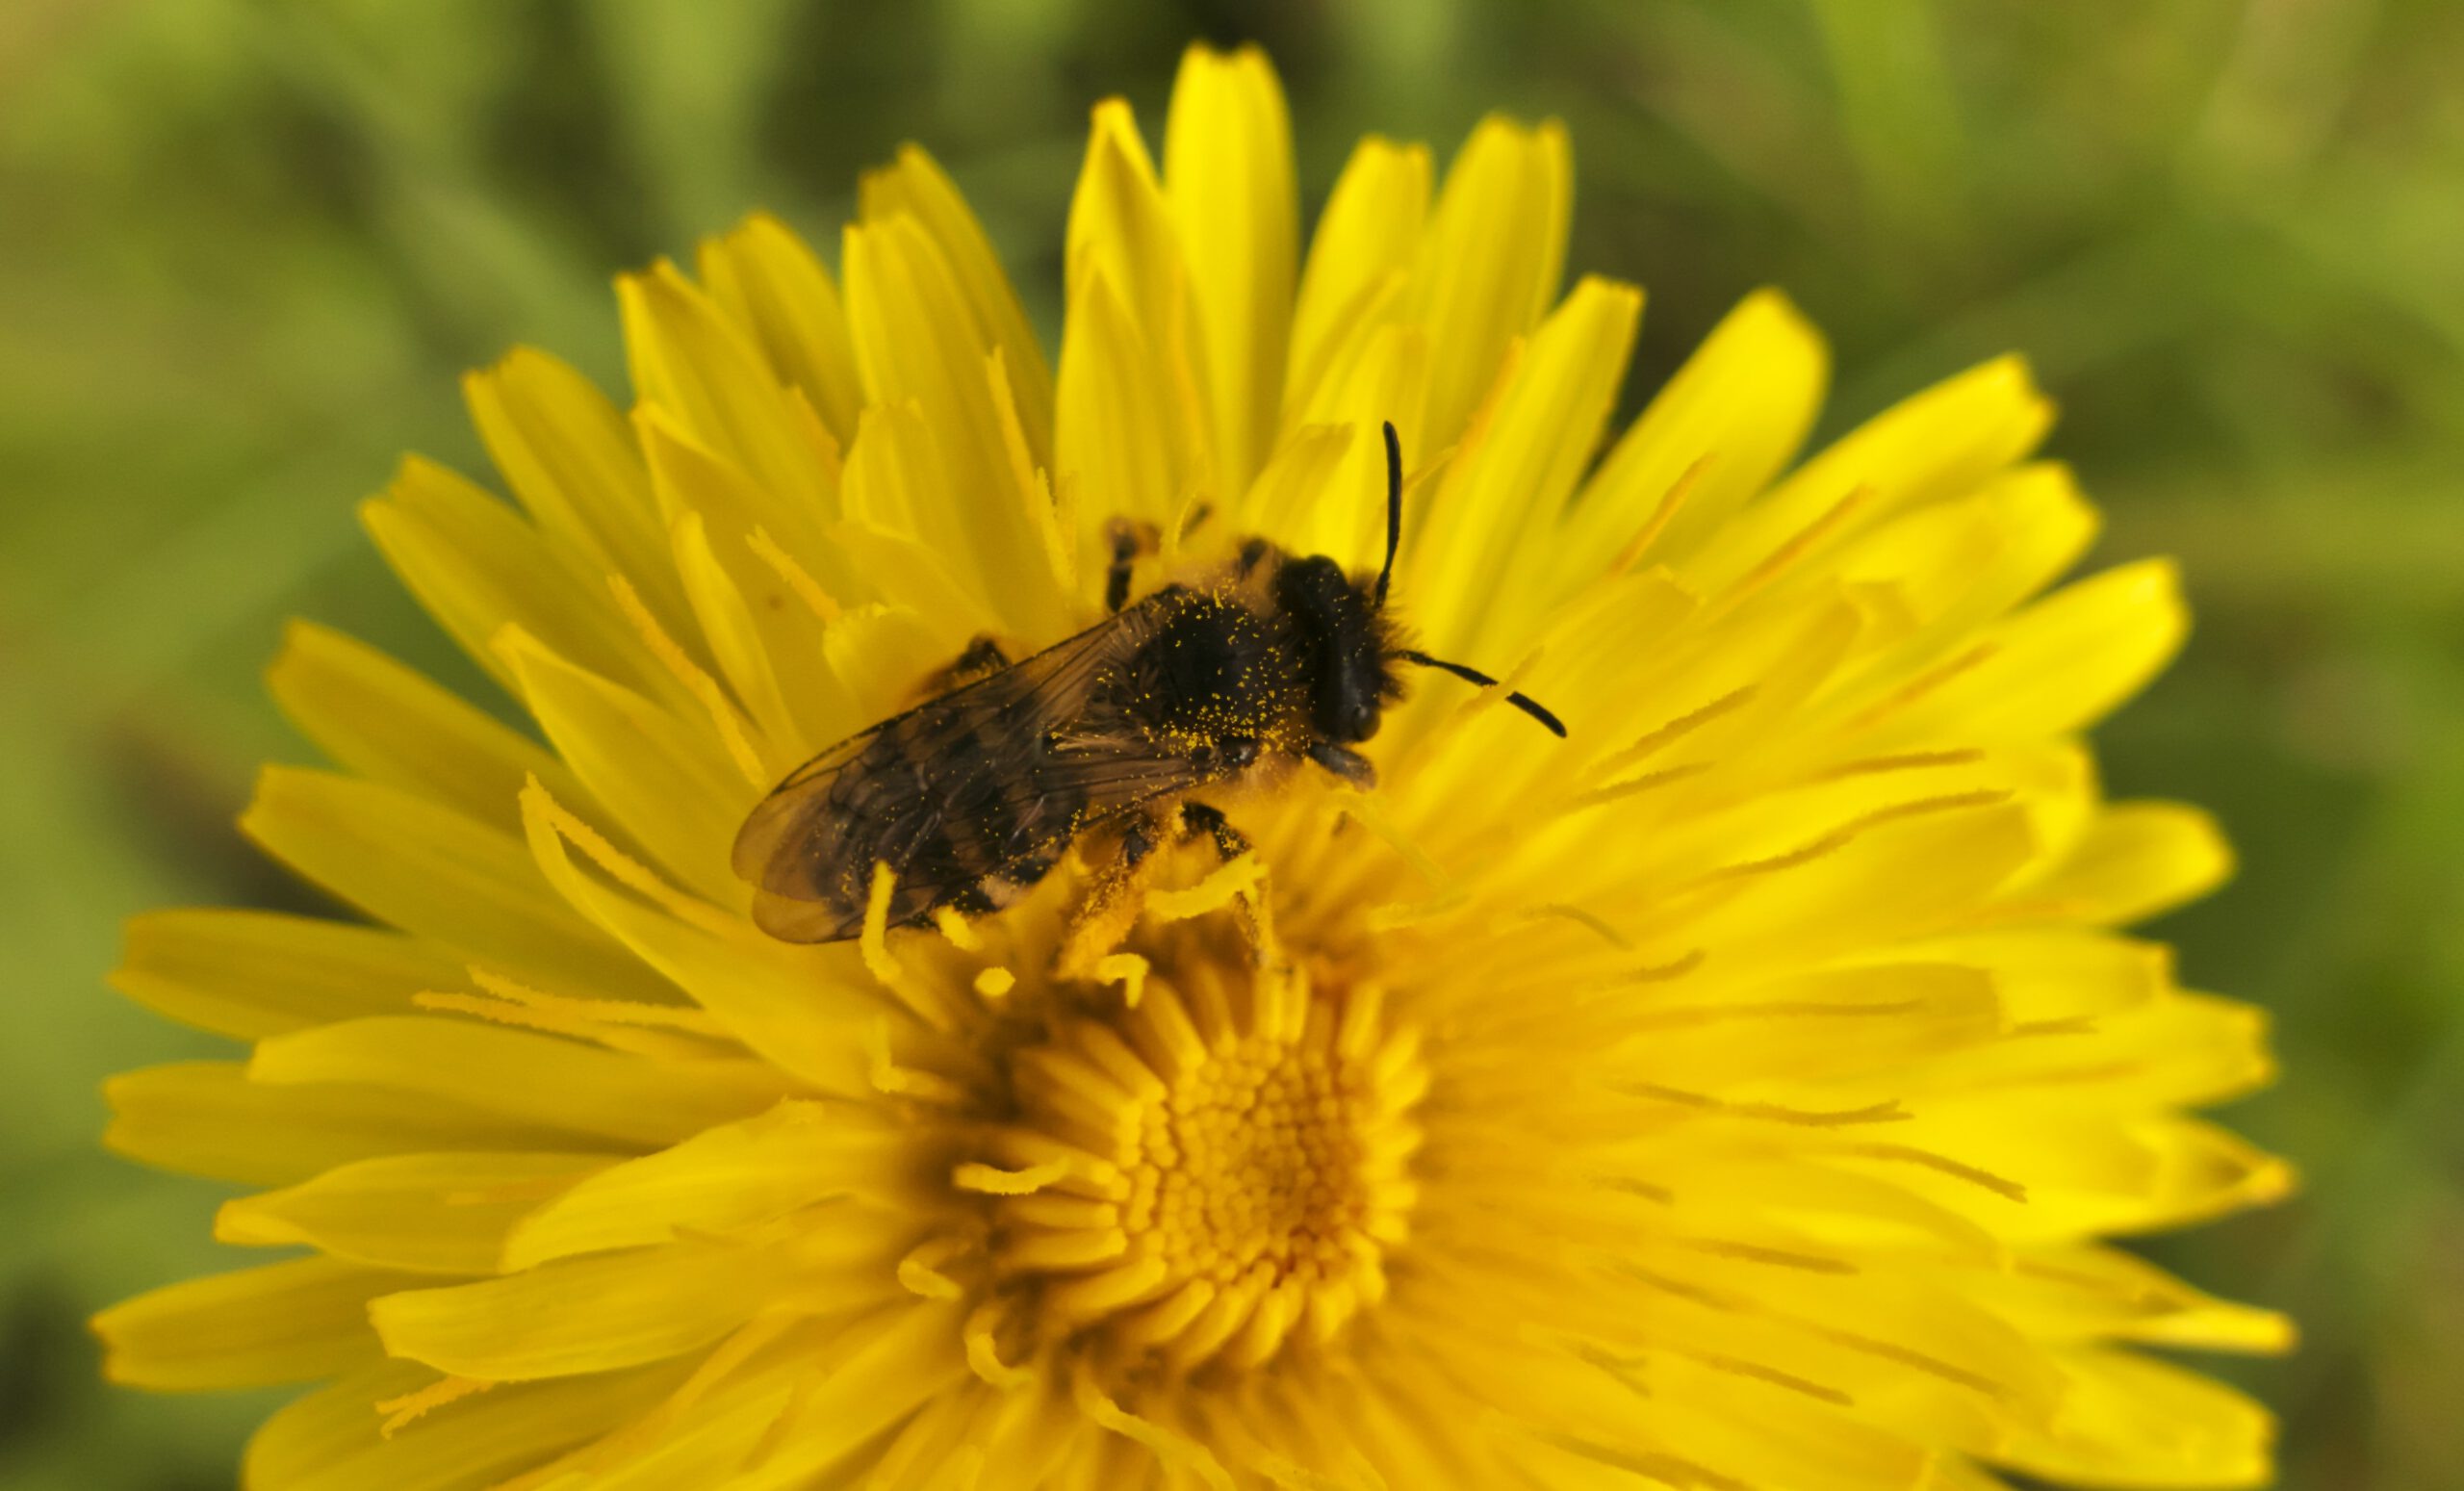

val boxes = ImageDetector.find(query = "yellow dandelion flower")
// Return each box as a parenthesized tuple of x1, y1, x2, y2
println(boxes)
(96, 43, 2293, 1491)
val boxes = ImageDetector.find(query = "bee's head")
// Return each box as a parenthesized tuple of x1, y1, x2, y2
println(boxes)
(1271, 553, 1399, 744)
(1307, 421, 1569, 749)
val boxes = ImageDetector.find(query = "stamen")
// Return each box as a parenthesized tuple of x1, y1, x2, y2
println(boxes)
(1625, 1083, 1912, 1128)
(1607, 452, 1713, 576)
(933, 906, 984, 950)
(1689, 790, 2014, 887)
(373, 1375, 493, 1437)
(1527, 903, 1633, 950)
(603, 575, 770, 786)
(1143, 855, 1264, 922)
(1805, 1324, 2009, 1399)
(1810, 748, 1988, 781)
(1843, 640, 2001, 733)
(1595, 685, 1757, 780)
(897, 1237, 973, 1300)
(466, 968, 725, 1032)
(860, 861, 903, 987)
(742, 526, 842, 623)
(963, 1304, 1036, 1390)
(1676, 1348, 1855, 1406)
(1093, 952, 1148, 1009)
(1559, 761, 1713, 815)
(1835, 1142, 2031, 1203)
(1680, 1238, 1859, 1274)
(1619, 997, 1924, 1030)
(1722, 483, 1873, 604)
(976, 978, 1423, 1374)
(1071, 1361, 1236, 1491)
(862, 1019, 971, 1107)
(953, 1161, 1071, 1196)
(521, 779, 735, 935)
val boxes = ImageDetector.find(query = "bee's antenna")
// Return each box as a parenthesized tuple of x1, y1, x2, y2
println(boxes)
(1398, 649, 1568, 737)
(1373, 421, 1403, 610)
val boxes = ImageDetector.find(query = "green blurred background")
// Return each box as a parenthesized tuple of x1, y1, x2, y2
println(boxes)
(4, 1, 2459, 1486)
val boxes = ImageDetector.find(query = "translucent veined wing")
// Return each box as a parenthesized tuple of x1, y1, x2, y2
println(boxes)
(731, 602, 1212, 942)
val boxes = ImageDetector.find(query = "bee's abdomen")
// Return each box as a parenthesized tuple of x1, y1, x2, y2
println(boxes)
(827, 701, 1068, 927)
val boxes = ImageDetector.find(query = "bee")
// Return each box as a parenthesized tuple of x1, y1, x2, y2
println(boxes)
(732, 423, 1565, 943)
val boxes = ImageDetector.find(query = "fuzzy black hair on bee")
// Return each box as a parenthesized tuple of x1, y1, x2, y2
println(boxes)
(732, 420, 1565, 942)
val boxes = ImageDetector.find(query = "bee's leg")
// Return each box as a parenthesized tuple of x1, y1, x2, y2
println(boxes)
(915, 633, 1013, 700)
(1176, 801, 1250, 863)
(950, 849, 1055, 920)
(952, 633, 1010, 676)
(1104, 518, 1160, 613)
(1306, 739, 1377, 788)
(1173, 800, 1281, 969)
(1059, 817, 1165, 980)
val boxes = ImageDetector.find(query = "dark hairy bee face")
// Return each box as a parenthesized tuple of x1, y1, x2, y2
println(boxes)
(1270, 553, 1399, 746)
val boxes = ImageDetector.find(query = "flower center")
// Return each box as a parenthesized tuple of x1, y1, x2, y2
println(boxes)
(979, 964, 1424, 1373)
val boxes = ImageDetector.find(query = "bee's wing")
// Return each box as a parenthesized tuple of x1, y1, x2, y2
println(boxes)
(732, 606, 1207, 942)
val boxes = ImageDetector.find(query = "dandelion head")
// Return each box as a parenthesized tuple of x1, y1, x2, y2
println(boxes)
(96, 44, 2291, 1491)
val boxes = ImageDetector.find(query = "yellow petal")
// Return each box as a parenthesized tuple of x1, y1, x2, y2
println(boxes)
(632, 381, 835, 592)
(1681, 799, 2043, 963)
(270, 620, 578, 835)
(1619, 962, 1999, 1092)
(251, 1015, 788, 1149)
(1831, 463, 2097, 633)
(836, 400, 1009, 636)
(105, 1062, 557, 1186)
(240, 765, 663, 1003)
(696, 212, 864, 442)
(1288, 137, 1431, 425)
(694, 1303, 972, 1490)
(1924, 990, 2273, 1112)
(94, 1257, 406, 1391)
(218, 1152, 610, 1274)
(1872, 557, 2190, 750)
(2020, 800, 2235, 926)
(112, 908, 461, 1041)
(1406, 275, 1642, 660)
(500, 625, 750, 904)
(618, 262, 832, 518)
(1288, 319, 1432, 485)
(1056, 262, 1191, 537)
(841, 215, 1072, 636)
(517, 779, 876, 1096)
(1873, 1109, 2293, 1242)
(243, 1356, 681, 1491)
(1566, 289, 1830, 583)
(362, 457, 662, 702)
(859, 147, 1055, 466)
(1164, 43, 1296, 494)
(500, 1102, 905, 1271)
(1067, 99, 1187, 380)
(1238, 423, 1377, 574)
(1910, 927, 2170, 1027)
(1686, 354, 2053, 596)
(1998, 1347, 2274, 1488)
(1978, 1245, 2295, 1356)
(371, 1240, 779, 1379)
(464, 347, 694, 640)
(1406, 115, 1572, 450)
